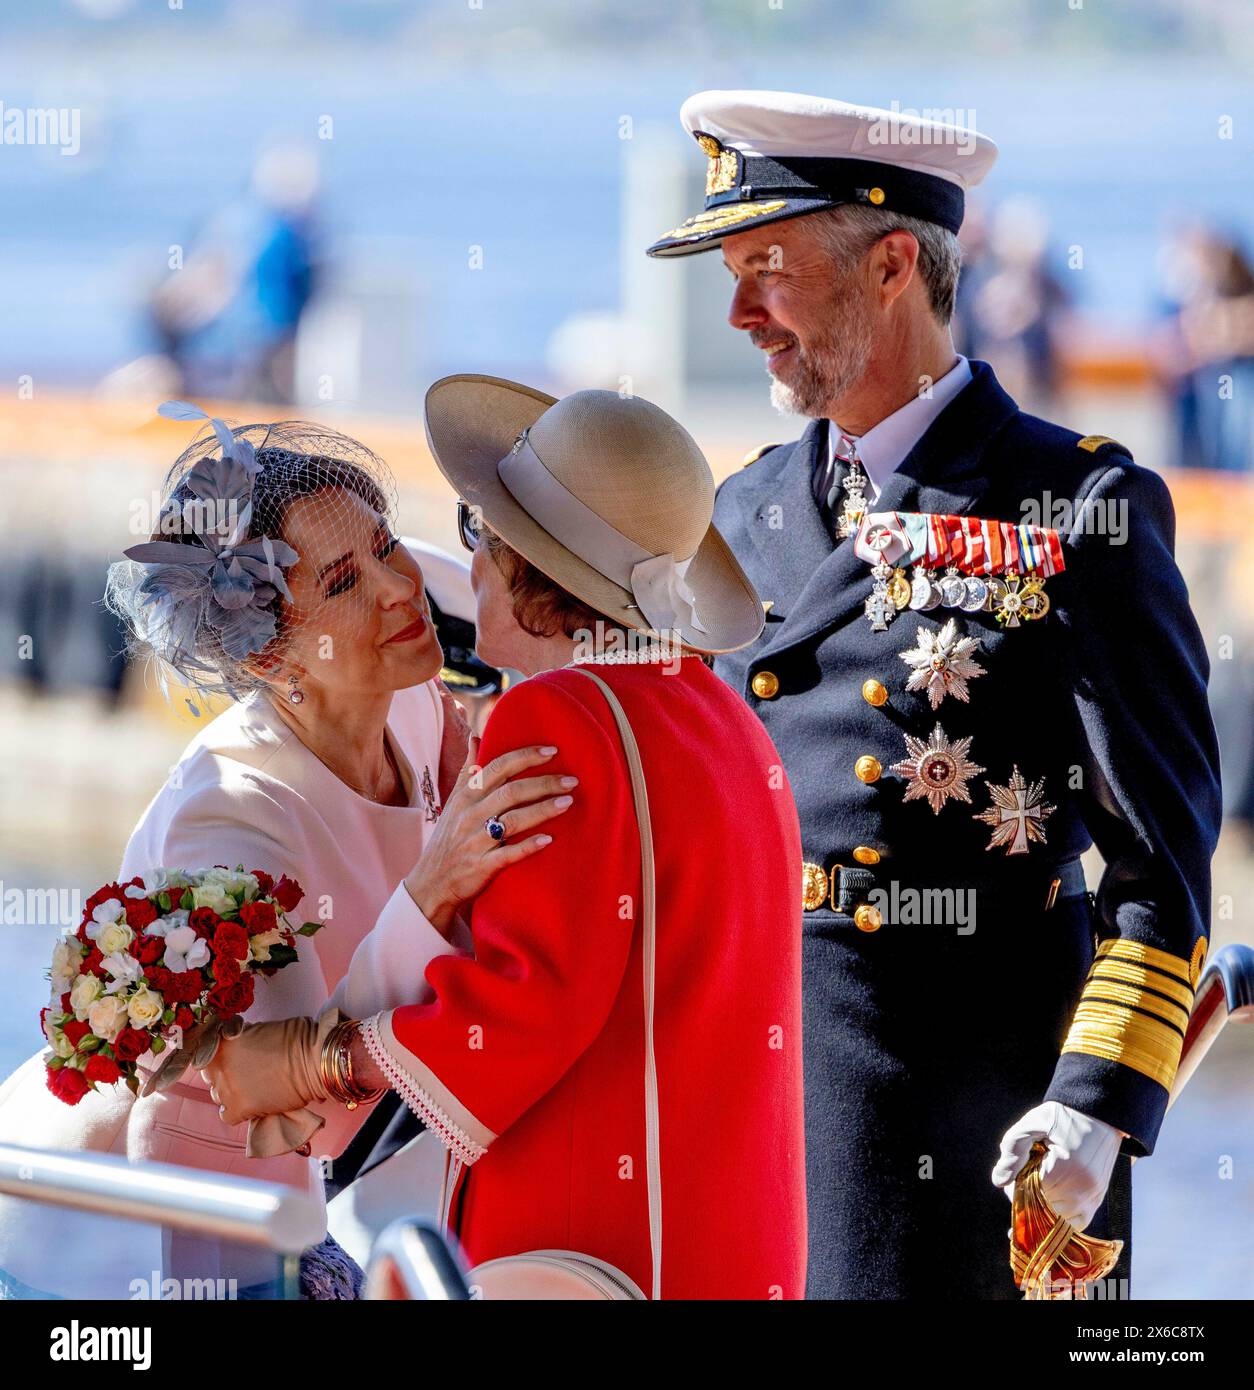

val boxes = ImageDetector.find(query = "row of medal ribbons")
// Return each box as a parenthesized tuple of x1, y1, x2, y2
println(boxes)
(854, 510, 1064, 623)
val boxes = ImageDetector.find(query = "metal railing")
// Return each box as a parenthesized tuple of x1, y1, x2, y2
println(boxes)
(364, 1218, 471, 1300)
(0, 1142, 324, 1252)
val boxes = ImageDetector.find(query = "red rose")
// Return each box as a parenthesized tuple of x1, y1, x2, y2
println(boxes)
(251, 870, 275, 896)
(60, 991, 72, 1013)
(164, 970, 204, 1006)
(212, 921, 251, 961)
(144, 965, 174, 996)
(188, 907, 222, 940)
(124, 897, 158, 931)
(81, 946, 108, 978)
(131, 934, 165, 965)
(84, 1054, 122, 1085)
(239, 900, 277, 936)
(214, 953, 241, 985)
(174, 1005, 195, 1030)
(113, 1027, 151, 1063)
(272, 875, 303, 912)
(207, 975, 254, 1019)
(46, 1065, 89, 1105)
(62, 1019, 90, 1049)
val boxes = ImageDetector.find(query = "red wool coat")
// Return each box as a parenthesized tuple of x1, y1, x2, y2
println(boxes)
(378, 656, 806, 1299)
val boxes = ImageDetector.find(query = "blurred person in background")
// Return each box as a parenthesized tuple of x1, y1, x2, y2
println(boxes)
(1153, 223, 1254, 474)
(1153, 225, 1254, 830)
(149, 143, 322, 404)
(964, 197, 1071, 416)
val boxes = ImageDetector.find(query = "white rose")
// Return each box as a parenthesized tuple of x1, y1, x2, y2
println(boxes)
(232, 871, 260, 900)
(69, 973, 102, 1017)
(88, 994, 130, 1042)
(190, 882, 234, 915)
(42, 1015, 74, 1058)
(50, 937, 82, 991)
(249, 928, 283, 963)
(95, 920, 134, 957)
(126, 987, 165, 1030)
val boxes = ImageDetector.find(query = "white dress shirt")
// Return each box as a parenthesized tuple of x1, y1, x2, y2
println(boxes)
(827, 354, 973, 506)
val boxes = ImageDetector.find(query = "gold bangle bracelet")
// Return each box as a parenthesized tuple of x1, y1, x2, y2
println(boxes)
(320, 1020, 384, 1109)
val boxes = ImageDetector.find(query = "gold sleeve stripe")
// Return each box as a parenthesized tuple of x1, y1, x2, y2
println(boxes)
(1088, 959, 1195, 1011)
(1062, 1004, 1185, 1091)
(1190, 937, 1208, 988)
(1095, 938, 1193, 989)
(1083, 976, 1191, 1031)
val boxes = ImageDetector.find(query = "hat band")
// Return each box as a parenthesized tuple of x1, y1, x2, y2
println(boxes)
(705, 153, 965, 234)
(497, 432, 708, 636)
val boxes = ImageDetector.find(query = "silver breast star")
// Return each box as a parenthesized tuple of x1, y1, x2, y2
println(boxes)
(974, 766, 1055, 855)
(899, 618, 987, 709)
(889, 723, 986, 815)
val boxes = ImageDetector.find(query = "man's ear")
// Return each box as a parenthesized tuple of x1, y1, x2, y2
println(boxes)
(871, 229, 921, 310)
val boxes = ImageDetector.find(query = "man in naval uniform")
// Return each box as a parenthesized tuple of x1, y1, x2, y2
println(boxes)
(647, 90, 1221, 1299)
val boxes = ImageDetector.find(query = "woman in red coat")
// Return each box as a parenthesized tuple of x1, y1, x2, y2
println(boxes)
(207, 378, 806, 1299)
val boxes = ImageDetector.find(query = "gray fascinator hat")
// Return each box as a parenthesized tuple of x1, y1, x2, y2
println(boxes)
(107, 402, 398, 706)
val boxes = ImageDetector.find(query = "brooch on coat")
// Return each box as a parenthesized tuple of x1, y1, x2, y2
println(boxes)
(421, 765, 442, 822)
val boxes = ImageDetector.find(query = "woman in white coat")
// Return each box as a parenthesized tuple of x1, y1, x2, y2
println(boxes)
(0, 411, 569, 1298)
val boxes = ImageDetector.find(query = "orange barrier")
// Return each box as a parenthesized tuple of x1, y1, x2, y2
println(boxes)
(0, 390, 1250, 538)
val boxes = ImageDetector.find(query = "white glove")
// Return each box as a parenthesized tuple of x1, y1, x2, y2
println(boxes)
(992, 1101, 1124, 1231)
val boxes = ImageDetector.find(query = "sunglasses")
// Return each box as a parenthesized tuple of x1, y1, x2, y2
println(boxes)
(457, 499, 485, 553)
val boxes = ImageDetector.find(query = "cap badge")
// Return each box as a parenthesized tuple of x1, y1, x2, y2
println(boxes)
(695, 132, 738, 197)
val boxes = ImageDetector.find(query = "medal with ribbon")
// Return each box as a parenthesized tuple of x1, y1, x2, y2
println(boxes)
(853, 511, 1065, 629)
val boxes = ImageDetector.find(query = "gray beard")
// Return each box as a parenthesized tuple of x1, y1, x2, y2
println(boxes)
(767, 297, 877, 420)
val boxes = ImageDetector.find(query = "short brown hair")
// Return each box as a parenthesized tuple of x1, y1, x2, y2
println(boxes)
(482, 529, 629, 641)
(809, 204, 963, 325)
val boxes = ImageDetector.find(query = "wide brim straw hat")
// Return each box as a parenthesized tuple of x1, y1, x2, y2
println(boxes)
(423, 375, 765, 654)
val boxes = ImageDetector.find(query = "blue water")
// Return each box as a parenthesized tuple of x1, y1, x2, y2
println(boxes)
(1, 44, 1253, 389)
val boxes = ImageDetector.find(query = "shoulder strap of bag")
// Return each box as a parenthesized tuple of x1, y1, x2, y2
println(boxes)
(568, 667, 662, 1301)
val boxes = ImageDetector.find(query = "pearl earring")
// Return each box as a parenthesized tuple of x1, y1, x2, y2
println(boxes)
(287, 674, 305, 705)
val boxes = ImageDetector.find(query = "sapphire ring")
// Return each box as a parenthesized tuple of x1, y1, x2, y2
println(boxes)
(484, 815, 507, 843)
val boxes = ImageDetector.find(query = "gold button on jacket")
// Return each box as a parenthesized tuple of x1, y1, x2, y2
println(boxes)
(852, 846, 881, 865)
(854, 904, 883, 933)
(854, 755, 882, 784)
(862, 679, 888, 707)
(751, 671, 780, 699)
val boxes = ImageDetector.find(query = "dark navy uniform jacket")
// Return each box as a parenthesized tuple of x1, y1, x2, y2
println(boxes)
(712, 359, 1221, 1299)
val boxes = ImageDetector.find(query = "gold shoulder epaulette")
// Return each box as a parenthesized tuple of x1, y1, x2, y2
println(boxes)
(742, 442, 779, 467)
(1076, 434, 1129, 455)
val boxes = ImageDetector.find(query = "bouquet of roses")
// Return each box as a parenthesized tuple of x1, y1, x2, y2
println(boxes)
(42, 866, 322, 1106)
